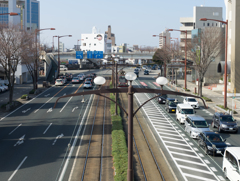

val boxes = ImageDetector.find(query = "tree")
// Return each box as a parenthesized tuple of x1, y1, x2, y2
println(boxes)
(187, 27, 224, 96)
(0, 24, 29, 105)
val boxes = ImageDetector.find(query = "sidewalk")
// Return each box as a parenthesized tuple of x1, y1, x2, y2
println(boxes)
(169, 79, 240, 119)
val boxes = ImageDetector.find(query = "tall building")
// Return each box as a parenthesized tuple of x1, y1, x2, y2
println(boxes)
(59, 42, 64, 52)
(0, 0, 40, 31)
(159, 29, 170, 49)
(180, 6, 222, 50)
(105, 25, 116, 46)
(224, 0, 240, 92)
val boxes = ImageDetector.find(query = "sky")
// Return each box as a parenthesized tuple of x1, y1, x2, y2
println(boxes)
(40, 0, 226, 49)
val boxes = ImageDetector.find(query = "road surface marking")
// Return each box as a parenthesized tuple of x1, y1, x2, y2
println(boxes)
(44, 94, 50, 97)
(60, 97, 73, 112)
(211, 167, 217, 172)
(47, 107, 53, 113)
(140, 82, 148, 86)
(9, 124, 22, 135)
(14, 135, 25, 147)
(72, 106, 78, 112)
(22, 108, 31, 113)
(43, 123, 52, 134)
(204, 159, 210, 164)
(52, 133, 64, 145)
(8, 156, 27, 181)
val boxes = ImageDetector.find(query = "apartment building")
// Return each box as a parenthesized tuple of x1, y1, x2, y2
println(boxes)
(159, 29, 170, 49)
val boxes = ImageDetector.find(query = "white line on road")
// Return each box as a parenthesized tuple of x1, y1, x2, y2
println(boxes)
(34, 97, 55, 113)
(14, 135, 25, 147)
(22, 108, 31, 113)
(8, 156, 27, 181)
(47, 107, 53, 113)
(9, 124, 22, 135)
(43, 123, 52, 134)
(52, 133, 64, 145)
(60, 97, 73, 112)
(72, 106, 78, 112)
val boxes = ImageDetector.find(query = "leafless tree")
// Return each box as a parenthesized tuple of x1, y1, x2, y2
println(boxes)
(0, 24, 30, 104)
(188, 27, 224, 96)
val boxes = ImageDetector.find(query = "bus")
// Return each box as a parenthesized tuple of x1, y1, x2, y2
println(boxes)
(118, 75, 128, 87)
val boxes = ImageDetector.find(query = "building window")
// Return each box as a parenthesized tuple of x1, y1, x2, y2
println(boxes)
(94, 44, 96, 46)
(83, 43, 86, 46)
(94, 37, 96, 39)
(89, 43, 91, 46)
(213, 12, 219, 16)
(203, 23, 205, 26)
(86, 37, 88, 39)
(207, 23, 209, 26)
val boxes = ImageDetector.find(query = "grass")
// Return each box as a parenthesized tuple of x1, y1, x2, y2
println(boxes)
(21, 94, 28, 99)
(110, 83, 128, 181)
(202, 96, 212, 102)
(217, 105, 237, 114)
(183, 88, 190, 92)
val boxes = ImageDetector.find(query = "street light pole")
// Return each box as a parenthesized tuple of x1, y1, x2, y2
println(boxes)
(52, 36, 57, 52)
(199, 18, 228, 108)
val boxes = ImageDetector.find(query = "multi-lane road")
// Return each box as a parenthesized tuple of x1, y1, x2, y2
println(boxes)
(0, 68, 237, 181)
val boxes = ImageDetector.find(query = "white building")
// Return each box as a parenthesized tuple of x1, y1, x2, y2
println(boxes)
(81, 26, 112, 53)
(159, 29, 170, 49)
(59, 42, 64, 52)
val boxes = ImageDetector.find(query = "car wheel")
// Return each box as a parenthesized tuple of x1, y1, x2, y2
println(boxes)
(198, 140, 201, 147)
(218, 126, 222, 133)
(190, 132, 192, 138)
(234, 129, 238, 134)
(224, 168, 228, 179)
(0, 89, 2, 93)
(205, 146, 208, 155)
(211, 121, 215, 128)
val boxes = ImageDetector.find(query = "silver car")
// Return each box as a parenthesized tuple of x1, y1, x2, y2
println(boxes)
(83, 81, 93, 89)
(185, 115, 210, 138)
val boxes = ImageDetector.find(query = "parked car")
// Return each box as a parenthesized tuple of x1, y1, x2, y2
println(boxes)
(72, 77, 80, 84)
(212, 112, 238, 133)
(144, 70, 149, 75)
(59, 76, 67, 84)
(165, 98, 178, 113)
(222, 147, 240, 181)
(176, 104, 196, 124)
(0, 85, 6, 92)
(198, 131, 227, 156)
(60, 65, 68, 71)
(55, 79, 64, 86)
(83, 81, 93, 89)
(183, 97, 199, 108)
(156, 93, 168, 104)
(0, 83, 8, 91)
(185, 115, 210, 138)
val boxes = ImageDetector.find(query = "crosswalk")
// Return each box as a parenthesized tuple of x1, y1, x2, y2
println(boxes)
(133, 82, 224, 181)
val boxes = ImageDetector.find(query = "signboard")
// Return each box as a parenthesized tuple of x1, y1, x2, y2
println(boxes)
(87, 51, 93, 59)
(93, 51, 103, 59)
(76, 51, 83, 59)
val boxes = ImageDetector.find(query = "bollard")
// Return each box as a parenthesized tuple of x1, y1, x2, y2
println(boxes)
(81, 90, 85, 103)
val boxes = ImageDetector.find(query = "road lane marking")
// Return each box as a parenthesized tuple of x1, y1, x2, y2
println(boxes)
(211, 167, 217, 172)
(72, 106, 78, 112)
(178, 165, 213, 174)
(43, 123, 52, 134)
(44, 94, 50, 97)
(60, 97, 73, 113)
(74, 83, 83, 93)
(183, 173, 217, 181)
(204, 159, 210, 164)
(175, 158, 206, 166)
(14, 135, 25, 147)
(47, 107, 53, 113)
(9, 124, 22, 135)
(8, 156, 27, 181)
(52, 133, 64, 145)
(22, 108, 31, 113)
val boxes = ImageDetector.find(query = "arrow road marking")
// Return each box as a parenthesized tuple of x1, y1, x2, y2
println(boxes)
(52, 133, 64, 145)
(14, 135, 25, 147)
(47, 107, 53, 113)
(63, 93, 66, 96)
(72, 106, 78, 112)
(22, 108, 31, 113)
(44, 94, 50, 97)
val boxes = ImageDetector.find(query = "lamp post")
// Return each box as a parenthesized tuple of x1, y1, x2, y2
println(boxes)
(168, 29, 188, 89)
(35, 28, 55, 89)
(52, 36, 57, 52)
(54, 74, 207, 181)
(57, 35, 72, 76)
(200, 18, 228, 108)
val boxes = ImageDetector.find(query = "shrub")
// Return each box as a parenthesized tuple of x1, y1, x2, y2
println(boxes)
(202, 96, 212, 102)
(220, 77, 223, 81)
(21, 94, 28, 99)
(29, 89, 35, 94)
(183, 88, 190, 92)
(217, 105, 237, 114)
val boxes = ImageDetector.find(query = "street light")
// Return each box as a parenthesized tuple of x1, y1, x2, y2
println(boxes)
(168, 29, 188, 90)
(35, 28, 55, 89)
(57, 35, 72, 76)
(52, 36, 58, 52)
(200, 18, 228, 108)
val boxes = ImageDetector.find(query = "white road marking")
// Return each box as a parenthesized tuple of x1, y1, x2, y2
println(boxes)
(178, 165, 213, 174)
(63, 93, 66, 96)
(183, 173, 218, 181)
(167, 146, 193, 152)
(43, 123, 52, 134)
(22, 108, 31, 113)
(52, 133, 64, 145)
(185, 138, 189, 141)
(8, 156, 27, 181)
(9, 124, 22, 135)
(14, 135, 25, 147)
(218, 175, 225, 181)
(35, 97, 55, 113)
(170, 151, 199, 158)
(199, 153, 204, 157)
(204, 159, 210, 164)
(161, 136, 183, 142)
(175, 158, 206, 166)
(60, 97, 73, 112)
(44, 94, 50, 97)
(47, 107, 53, 113)
(193, 147, 199, 151)
(72, 106, 78, 112)
(211, 167, 217, 172)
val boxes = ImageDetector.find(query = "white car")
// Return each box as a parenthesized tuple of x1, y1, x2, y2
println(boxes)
(78, 73, 85, 78)
(183, 97, 199, 109)
(0, 83, 8, 91)
(55, 79, 64, 86)
(83, 81, 93, 89)
(78, 75, 84, 81)
(0, 86, 6, 92)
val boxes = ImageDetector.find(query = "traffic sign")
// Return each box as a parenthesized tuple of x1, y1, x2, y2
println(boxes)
(87, 51, 93, 59)
(93, 51, 103, 59)
(76, 51, 83, 59)
(233, 97, 235, 99)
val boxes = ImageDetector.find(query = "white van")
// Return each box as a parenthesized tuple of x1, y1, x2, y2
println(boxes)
(176, 104, 195, 124)
(60, 65, 68, 71)
(222, 147, 240, 181)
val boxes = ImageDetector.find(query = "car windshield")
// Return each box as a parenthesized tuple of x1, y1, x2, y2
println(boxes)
(181, 109, 194, 114)
(169, 101, 178, 106)
(192, 121, 208, 128)
(188, 98, 197, 102)
(85, 82, 90, 84)
(220, 116, 234, 122)
(206, 134, 224, 142)
(56, 80, 62, 82)
(134, 69, 139, 71)
(73, 78, 78, 80)
(159, 94, 167, 98)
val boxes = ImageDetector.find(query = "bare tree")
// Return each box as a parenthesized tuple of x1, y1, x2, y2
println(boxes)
(0, 24, 29, 105)
(188, 27, 224, 96)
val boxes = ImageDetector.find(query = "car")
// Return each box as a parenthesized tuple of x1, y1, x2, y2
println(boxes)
(0, 85, 6, 92)
(72, 77, 80, 84)
(65, 73, 72, 81)
(90, 73, 97, 78)
(134, 69, 139, 77)
(212, 112, 238, 133)
(78, 75, 84, 81)
(83, 81, 93, 89)
(183, 97, 199, 108)
(156, 93, 167, 104)
(198, 131, 227, 156)
(144, 70, 149, 75)
(165, 98, 178, 113)
(185, 115, 210, 138)
(60, 65, 68, 71)
(176, 104, 196, 124)
(0, 83, 8, 91)
(85, 77, 94, 84)
(78, 73, 85, 80)
(55, 79, 64, 86)
(59, 76, 67, 84)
